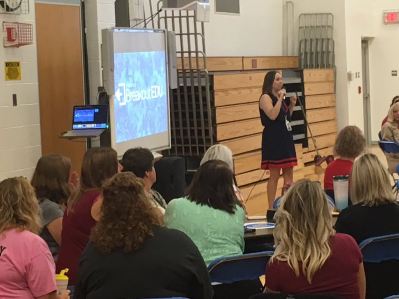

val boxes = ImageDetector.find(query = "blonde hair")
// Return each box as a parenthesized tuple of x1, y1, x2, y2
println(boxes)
(387, 102, 399, 124)
(200, 144, 234, 171)
(350, 153, 395, 206)
(0, 177, 41, 234)
(272, 179, 334, 283)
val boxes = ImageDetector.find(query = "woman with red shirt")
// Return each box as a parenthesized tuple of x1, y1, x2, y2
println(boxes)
(324, 126, 366, 201)
(56, 147, 119, 285)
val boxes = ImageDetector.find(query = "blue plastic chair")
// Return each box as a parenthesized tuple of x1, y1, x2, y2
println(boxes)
(359, 233, 399, 263)
(358, 234, 399, 299)
(379, 140, 399, 154)
(378, 141, 399, 194)
(207, 251, 273, 284)
(250, 294, 340, 299)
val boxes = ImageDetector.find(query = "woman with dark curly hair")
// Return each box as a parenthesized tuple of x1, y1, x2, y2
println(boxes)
(323, 126, 366, 200)
(31, 154, 72, 259)
(74, 172, 213, 299)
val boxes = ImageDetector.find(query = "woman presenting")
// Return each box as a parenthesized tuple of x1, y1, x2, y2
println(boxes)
(259, 71, 297, 209)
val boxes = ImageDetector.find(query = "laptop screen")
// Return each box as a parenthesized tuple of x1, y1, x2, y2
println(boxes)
(72, 105, 108, 129)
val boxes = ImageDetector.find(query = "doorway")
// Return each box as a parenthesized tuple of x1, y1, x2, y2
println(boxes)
(361, 39, 372, 144)
(36, 2, 86, 172)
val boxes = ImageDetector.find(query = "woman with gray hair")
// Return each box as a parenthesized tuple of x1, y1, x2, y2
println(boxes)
(200, 144, 234, 171)
(200, 144, 244, 202)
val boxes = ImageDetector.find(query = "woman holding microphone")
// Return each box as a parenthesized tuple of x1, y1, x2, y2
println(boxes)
(259, 71, 297, 209)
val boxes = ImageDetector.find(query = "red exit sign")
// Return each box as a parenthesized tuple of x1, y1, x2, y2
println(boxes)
(384, 11, 399, 24)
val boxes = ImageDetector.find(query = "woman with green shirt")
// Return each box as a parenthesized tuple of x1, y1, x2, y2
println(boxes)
(164, 159, 245, 265)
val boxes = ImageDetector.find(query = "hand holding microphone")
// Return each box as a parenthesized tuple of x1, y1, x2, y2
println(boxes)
(277, 88, 287, 101)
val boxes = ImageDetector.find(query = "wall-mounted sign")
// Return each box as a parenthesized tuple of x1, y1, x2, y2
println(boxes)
(4, 61, 21, 80)
(383, 10, 399, 24)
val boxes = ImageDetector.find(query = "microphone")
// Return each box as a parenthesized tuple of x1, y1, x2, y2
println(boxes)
(281, 87, 287, 100)
(281, 88, 290, 105)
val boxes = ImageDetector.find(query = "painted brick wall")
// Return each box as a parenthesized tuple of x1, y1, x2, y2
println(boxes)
(0, 5, 41, 180)
(85, 0, 115, 104)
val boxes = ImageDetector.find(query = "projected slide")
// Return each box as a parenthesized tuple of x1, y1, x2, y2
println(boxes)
(113, 51, 168, 143)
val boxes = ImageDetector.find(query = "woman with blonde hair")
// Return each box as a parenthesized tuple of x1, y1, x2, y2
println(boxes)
(74, 172, 212, 299)
(265, 179, 365, 299)
(0, 177, 69, 299)
(336, 153, 399, 298)
(381, 101, 399, 172)
(381, 95, 399, 126)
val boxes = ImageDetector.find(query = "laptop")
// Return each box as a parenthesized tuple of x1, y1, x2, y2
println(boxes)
(62, 105, 109, 138)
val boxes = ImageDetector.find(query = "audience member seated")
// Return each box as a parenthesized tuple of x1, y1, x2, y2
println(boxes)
(165, 160, 245, 265)
(323, 126, 365, 200)
(56, 147, 118, 285)
(74, 172, 213, 299)
(0, 177, 69, 299)
(200, 144, 244, 202)
(381, 102, 399, 173)
(381, 95, 399, 127)
(265, 179, 365, 299)
(120, 147, 167, 213)
(335, 153, 399, 299)
(165, 160, 259, 299)
(31, 154, 72, 260)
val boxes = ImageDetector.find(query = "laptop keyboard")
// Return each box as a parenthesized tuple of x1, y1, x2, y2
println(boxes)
(62, 129, 104, 137)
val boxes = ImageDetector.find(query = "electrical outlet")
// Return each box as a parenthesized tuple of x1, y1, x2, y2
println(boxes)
(12, 94, 17, 106)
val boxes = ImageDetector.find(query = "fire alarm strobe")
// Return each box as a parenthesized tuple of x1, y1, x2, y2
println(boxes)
(0, 0, 23, 12)
(383, 10, 399, 24)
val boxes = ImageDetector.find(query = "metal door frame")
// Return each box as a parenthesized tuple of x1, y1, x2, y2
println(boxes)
(361, 39, 372, 144)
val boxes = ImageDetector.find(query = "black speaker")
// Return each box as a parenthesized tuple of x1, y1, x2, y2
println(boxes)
(153, 156, 186, 203)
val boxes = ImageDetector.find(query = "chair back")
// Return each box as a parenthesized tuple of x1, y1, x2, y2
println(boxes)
(378, 141, 399, 154)
(249, 293, 340, 299)
(359, 233, 399, 263)
(207, 251, 273, 284)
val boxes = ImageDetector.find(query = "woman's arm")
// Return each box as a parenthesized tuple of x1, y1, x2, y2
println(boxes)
(381, 124, 399, 143)
(91, 195, 103, 222)
(260, 93, 283, 120)
(358, 262, 366, 299)
(46, 217, 63, 245)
